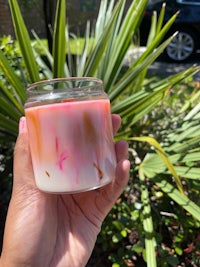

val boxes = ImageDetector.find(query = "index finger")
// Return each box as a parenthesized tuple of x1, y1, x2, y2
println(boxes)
(111, 114, 121, 135)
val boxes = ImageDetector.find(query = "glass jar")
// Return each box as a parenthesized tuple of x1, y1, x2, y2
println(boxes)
(24, 77, 116, 193)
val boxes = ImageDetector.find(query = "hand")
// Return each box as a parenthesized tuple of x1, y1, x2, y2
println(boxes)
(0, 114, 130, 267)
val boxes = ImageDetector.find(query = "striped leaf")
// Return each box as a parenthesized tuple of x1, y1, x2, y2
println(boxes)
(52, 0, 66, 78)
(9, 0, 40, 83)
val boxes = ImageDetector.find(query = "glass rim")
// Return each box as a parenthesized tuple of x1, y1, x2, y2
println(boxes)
(27, 77, 103, 92)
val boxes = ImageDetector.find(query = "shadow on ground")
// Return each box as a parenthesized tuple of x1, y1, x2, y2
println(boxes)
(148, 53, 200, 80)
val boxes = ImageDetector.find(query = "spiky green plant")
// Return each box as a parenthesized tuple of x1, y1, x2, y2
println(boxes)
(0, 0, 200, 266)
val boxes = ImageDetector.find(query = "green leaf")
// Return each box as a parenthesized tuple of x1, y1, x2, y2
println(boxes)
(76, 22, 91, 77)
(120, 229, 127, 238)
(0, 114, 18, 136)
(136, 11, 179, 68)
(104, 0, 148, 90)
(131, 136, 184, 194)
(139, 169, 157, 267)
(140, 152, 200, 180)
(184, 102, 200, 121)
(156, 3, 166, 34)
(8, 0, 40, 83)
(146, 11, 157, 46)
(174, 246, 183, 256)
(109, 35, 177, 101)
(0, 49, 26, 104)
(31, 31, 53, 79)
(174, 166, 200, 180)
(52, 0, 66, 78)
(112, 221, 124, 231)
(112, 233, 122, 243)
(0, 96, 22, 121)
(132, 244, 144, 253)
(155, 179, 200, 222)
(84, 0, 124, 77)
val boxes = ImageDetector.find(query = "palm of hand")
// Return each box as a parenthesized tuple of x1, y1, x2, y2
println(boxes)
(48, 191, 108, 267)
(3, 155, 128, 267)
(1, 115, 129, 267)
(5, 184, 116, 267)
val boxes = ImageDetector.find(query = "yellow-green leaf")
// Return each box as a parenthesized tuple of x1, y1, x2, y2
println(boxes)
(130, 136, 184, 195)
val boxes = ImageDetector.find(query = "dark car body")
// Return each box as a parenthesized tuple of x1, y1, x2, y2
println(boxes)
(140, 0, 200, 61)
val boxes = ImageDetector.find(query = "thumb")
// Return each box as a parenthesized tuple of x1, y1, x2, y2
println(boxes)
(13, 117, 36, 190)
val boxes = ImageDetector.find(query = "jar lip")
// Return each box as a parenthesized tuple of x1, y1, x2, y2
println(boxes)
(25, 77, 106, 107)
(27, 77, 103, 93)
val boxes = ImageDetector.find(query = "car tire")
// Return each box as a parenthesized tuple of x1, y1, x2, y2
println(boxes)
(164, 29, 197, 62)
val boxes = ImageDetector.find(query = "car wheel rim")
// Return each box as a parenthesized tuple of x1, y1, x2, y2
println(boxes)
(166, 32, 194, 61)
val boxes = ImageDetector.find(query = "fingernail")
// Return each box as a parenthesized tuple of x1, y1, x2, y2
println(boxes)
(19, 117, 26, 134)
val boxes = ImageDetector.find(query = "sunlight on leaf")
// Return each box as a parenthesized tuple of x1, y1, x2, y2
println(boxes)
(9, 0, 40, 83)
(130, 136, 185, 195)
